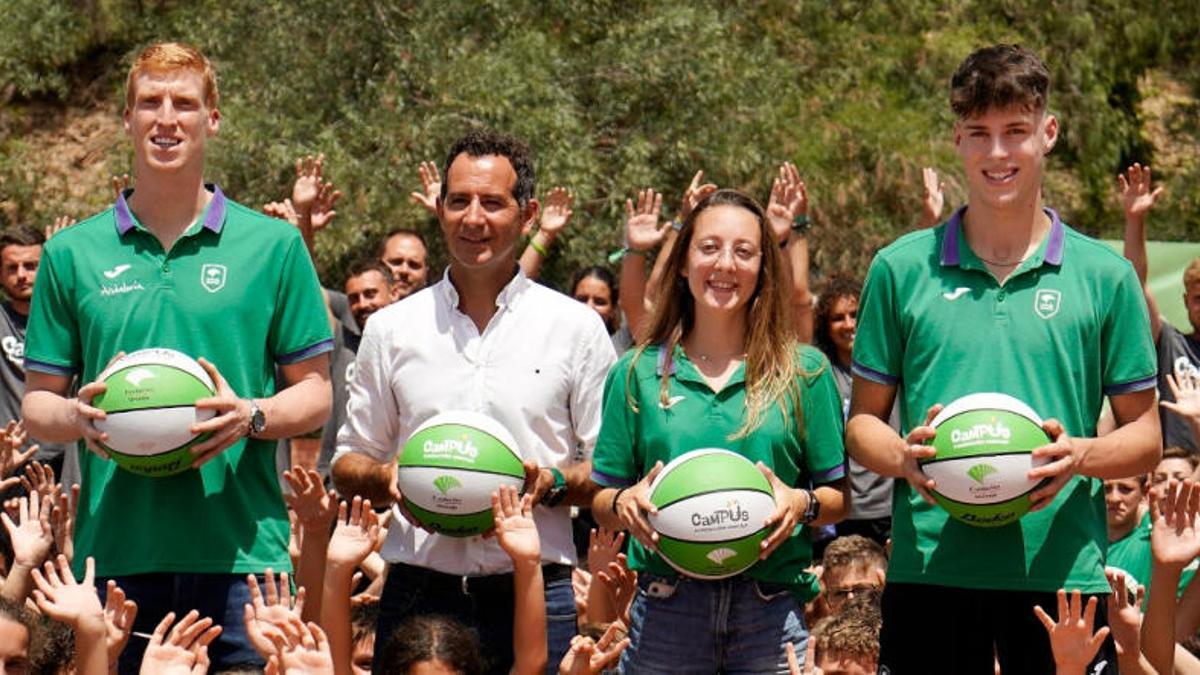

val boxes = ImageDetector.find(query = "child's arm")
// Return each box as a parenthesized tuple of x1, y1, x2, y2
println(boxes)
(493, 485, 547, 675)
(321, 497, 380, 675)
(31, 556, 110, 675)
(283, 467, 338, 623)
(1143, 480, 1200, 675)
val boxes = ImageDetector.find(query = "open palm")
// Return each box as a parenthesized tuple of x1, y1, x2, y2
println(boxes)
(493, 486, 540, 562)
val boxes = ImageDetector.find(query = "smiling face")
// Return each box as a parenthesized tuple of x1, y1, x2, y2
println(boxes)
(123, 68, 220, 176)
(380, 234, 429, 298)
(437, 153, 533, 275)
(826, 295, 859, 363)
(954, 105, 1056, 213)
(682, 204, 763, 319)
(346, 269, 399, 330)
(573, 275, 618, 333)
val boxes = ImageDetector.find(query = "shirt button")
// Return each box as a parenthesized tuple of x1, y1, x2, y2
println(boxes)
(997, 290, 1006, 302)
(162, 263, 170, 272)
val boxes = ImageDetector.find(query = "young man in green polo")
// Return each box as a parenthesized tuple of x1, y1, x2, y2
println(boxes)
(847, 44, 1160, 674)
(21, 42, 333, 671)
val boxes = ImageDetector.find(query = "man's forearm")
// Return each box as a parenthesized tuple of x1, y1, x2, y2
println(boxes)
(1075, 408, 1161, 480)
(845, 413, 908, 479)
(258, 372, 331, 440)
(22, 390, 81, 444)
(563, 460, 600, 507)
(330, 452, 395, 504)
(591, 487, 624, 532)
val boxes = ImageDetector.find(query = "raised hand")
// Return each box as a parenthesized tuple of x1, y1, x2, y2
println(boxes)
(1105, 568, 1144, 658)
(0, 420, 37, 488)
(765, 162, 808, 241)
(558, 622, 630, 675)
(292, 154, 326, 214)
(409, 160, 442, 215)
(1150, 479, 1200, 570)
(271, 617, 335, 675)
(539, 187, 574, 236)
(586, 528, 625, 577)
(1033, 589, 1110, 674)
(139, 610, 222, 675)
(111, 174, 131, 200)
(49, 484, 79, 562)
(624, 189, 666, 253)
(327, 497, 380, 569)
(1118, 163, 1164, 224)
(493, 485, 540, 564)
(103, 579, 138, 669)
(244, 569, 306, 657)
(596, 553, 637, 626)
(263, 200, 301, 227)
(45, 215, 76, 241)
(919, 167, 946, 228)
(679, 170, 717, 221)
(283, 467, 337, 532)
(31, 555, 103, 628)
(1161, 372, 1200, 422)
(20, 460, 60, 505)
(3, 490, 54, 572)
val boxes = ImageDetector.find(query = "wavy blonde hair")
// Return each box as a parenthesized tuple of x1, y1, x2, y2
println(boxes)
(627, 189, 804, 438)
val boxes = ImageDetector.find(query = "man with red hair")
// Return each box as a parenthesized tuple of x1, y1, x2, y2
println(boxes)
(22, 42, 333, 670)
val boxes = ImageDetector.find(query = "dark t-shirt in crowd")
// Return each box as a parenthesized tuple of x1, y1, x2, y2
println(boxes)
(1157, 322, 1200, 453)
(0, 302, 71, 463)
(831, 359, 898, 520)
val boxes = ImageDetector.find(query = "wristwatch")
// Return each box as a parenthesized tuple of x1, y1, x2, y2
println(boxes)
(540, 467, 568, 507)
(246, 399, 266, 438)
(790, 214, 811, 234)
(799, 488, 820, 524)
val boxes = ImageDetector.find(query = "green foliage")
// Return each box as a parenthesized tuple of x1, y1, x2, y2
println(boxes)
(1, 0, 1199, 289)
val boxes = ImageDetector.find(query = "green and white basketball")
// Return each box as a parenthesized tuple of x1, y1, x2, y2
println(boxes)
(397, 411, 526, 537)
(92, 348, 216, 478)
(921, 392, 1052, 527)
(647, 449, 776, 580)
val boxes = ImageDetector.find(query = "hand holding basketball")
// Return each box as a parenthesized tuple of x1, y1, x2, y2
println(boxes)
(901, 404, 940, 505)
(189, 357, 252, 467)
(757, 462, 805, 560)
(73, 379, 111, 459)
(615, 462, 662, 551)
(1026, 419, 1078, 512)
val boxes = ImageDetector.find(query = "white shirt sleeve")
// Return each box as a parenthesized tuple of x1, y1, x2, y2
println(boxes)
(333, 317, 400, 467)
(569, 315, 618, 461)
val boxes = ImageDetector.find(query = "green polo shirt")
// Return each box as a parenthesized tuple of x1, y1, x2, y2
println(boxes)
(592, 343, 845, 599)
(852, 206, 1157, 594)
(1108, 512, 1197, 602)
(25, 186, 333, 577)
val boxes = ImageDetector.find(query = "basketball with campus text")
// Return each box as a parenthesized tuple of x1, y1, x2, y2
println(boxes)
(396, 411, 527, 537)
(92, 348, 217, 478)
(921, 393, 1052, 527)
(647, 449, 777, 579)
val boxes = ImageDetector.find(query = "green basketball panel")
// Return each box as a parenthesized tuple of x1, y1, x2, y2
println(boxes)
(655, 528, 768, 579)
(933, 492, 1032, 528)
(930, 409, 1050, 460)
(651, 452, 771, 509)
(404, 498, 494, 538)
(400, 424, 524, 477)
(95, 365, 214, 413)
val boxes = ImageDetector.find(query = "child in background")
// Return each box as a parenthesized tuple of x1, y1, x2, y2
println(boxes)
(820, 536, 887, 617)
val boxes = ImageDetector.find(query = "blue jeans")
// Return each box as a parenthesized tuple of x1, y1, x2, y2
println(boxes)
(97, 573, 264, 674)
(375, 562, 577, 675)
(620, 573, 807, 674)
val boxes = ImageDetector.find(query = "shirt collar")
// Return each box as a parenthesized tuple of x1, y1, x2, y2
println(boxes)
(437, 266, 532, 312)
(654, 342, 746, 388)
(115, 184, 227, 236)
(940, 205, 1065, 268)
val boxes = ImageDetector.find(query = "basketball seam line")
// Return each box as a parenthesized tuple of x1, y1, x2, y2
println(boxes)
(653, 487, 774, 512)
(656, 525, 774, 545)
(398, 465, 525, 478)
(99, 402, 208, 415)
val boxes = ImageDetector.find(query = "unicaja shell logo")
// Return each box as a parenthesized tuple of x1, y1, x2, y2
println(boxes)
(967, 463, 998, 485)
(706, 548, 737, 565)
(433, 475, 462, 496)
(124, 367, 156, 387)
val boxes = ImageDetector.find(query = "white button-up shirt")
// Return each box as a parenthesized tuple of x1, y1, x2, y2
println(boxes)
(333, 269, 617, 575)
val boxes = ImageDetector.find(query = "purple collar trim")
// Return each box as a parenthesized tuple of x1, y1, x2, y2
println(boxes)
(940, 205, 1065, 267)
(115, 184, 226, 236)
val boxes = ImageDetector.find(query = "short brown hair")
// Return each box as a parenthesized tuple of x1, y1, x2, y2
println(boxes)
(0, 226, 44, 254)
(1183, 260, 1200, 290)
(1163, 445, 1199, 470)
(822, 535, 887, 576)
(813, 598, 881, 666)
(950, 44, 1049, 119)
(126, 42, 219, 110)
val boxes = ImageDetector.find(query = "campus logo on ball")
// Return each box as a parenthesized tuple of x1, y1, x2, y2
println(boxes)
(949, 418, 1012, 449)
(690, 500, 751, 531)
(422, 436, 480, 463)
(200, 264, 227, 293)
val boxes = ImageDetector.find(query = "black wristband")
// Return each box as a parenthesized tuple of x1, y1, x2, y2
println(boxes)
(611, 487, 628, 515)
(799, 488, 820, 523)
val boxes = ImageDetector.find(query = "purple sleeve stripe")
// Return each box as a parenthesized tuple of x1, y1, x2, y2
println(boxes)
(1103, 375, 1158, 396)
(277, 339, 335, 365)
(812, 464, 846, 484)
(24, 359, 75, 376)
(850, 361, 899, 386)
(590, 469, 637, 488)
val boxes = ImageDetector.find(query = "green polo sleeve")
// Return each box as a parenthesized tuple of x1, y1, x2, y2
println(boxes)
(1101, 264, 1157, 395)
(24, 245, 80, 377)
(799, 348, 846, 485)
(592, 352, 640, 488)
(270, 234, 334, 365)
(851, 255, 901, 387)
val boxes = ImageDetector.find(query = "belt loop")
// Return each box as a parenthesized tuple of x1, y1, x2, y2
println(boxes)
(461, 575, 469, 596)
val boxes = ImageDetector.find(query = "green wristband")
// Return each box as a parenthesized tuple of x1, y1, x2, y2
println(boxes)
(529, 237, 549, 257)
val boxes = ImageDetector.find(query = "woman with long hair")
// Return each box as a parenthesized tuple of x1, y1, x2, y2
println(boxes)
(589, 189, 848, 673)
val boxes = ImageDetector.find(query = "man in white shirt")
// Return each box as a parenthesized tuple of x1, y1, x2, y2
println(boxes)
(331, 130, 616, 673)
